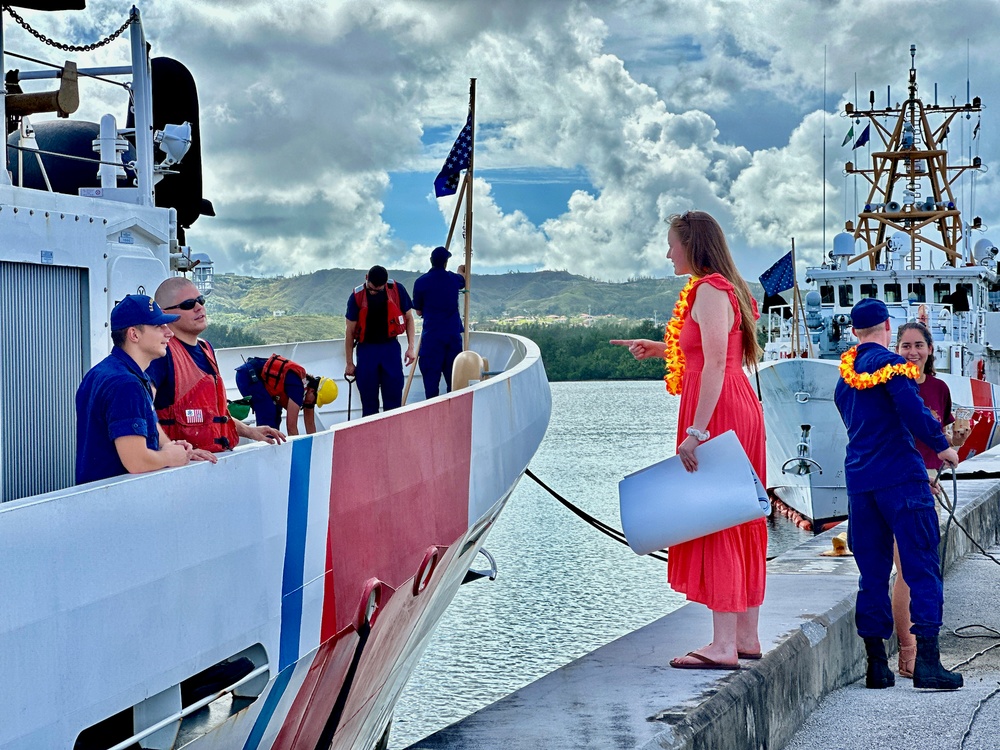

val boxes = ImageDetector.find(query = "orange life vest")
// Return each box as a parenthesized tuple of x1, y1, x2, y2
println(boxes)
(259, 354, 307, 408)
(157, 338, 239, 452)
(353, 281, 407, 343)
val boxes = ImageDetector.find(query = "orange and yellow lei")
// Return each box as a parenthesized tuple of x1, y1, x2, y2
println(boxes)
(839, 346, 920, 390)
(663, 276, 699, 395)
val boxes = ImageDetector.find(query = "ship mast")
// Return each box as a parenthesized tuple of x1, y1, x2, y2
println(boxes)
(844, 45, 983, 270)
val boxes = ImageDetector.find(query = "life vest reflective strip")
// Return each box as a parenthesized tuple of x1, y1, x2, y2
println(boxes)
(260, 354, 307, 408)
(157, 338, 239, 452)
(353, 281, 407, 343)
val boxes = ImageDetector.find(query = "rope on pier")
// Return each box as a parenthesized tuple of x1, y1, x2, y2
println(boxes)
(524, 468, 668, 562)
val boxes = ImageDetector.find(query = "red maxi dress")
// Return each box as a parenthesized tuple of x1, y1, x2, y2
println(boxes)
(666, 273, 768, 612)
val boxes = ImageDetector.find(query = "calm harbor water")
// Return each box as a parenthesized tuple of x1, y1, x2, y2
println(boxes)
(389, 380, 811, 748)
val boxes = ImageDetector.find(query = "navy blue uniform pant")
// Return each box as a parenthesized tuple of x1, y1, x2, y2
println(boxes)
(235, 363, 281, 429)
(355, 339, 404, 416)
(847, 480, 943, 639)
(418, 333, 462, 399)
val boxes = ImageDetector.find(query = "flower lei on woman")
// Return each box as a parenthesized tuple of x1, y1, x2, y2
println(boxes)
(663, 276, 699, 394)
(839, 346, 920, 389)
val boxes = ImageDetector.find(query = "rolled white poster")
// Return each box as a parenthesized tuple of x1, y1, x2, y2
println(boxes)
(618, 430, 771, 555)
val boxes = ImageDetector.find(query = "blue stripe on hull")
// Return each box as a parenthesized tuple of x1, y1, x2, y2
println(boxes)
(242, 437, 313, 750)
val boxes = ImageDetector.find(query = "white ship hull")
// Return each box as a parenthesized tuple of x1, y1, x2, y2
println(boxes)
(0, 9, 551, 747)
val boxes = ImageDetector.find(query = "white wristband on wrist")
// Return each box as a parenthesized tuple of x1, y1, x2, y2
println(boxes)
(686, 427, 710, 442)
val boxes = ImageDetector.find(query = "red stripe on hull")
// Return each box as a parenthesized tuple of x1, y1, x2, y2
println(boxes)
(272, 394, 476, 747)
(272, 635, 357, 749)
(322, 394, 473, 639)
(967, 379, 995, 459)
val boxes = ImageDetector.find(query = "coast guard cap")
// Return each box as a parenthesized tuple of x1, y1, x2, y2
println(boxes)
(430, 245, 451, 264)
(850, 298, 889, 329)
(111, 294, 180, 331)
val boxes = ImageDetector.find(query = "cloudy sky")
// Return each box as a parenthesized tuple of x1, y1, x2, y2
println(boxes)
(7, 0, 999, 281)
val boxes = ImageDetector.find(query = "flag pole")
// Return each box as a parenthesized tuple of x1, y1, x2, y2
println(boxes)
(443, 172, 469, 251)
(789, 238, 814, 358)
(790, 238, 799, 355)
(462, 78, 476, 350)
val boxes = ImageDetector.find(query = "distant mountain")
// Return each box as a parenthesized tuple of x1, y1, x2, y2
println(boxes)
(204, 267, 765, 345)
(209, 268, 701, 319)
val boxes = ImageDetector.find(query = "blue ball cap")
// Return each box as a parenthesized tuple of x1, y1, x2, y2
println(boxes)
(110, 294, 180, 331)
(850, 298, 889, 329)
(430, 245, 451, 264)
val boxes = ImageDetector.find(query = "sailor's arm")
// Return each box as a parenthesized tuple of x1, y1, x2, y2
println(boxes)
(344, 319, 358, 377)
(403, 310, 416, 365)
(888, 376, 953, 457)
(115, 434, 190, 474)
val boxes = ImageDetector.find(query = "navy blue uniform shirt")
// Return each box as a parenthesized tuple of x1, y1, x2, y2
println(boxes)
(75, 347, 159, 484)
(345, 282, 413, 344)
(834, 342, 949, 493)
(412, 267, 465, 337)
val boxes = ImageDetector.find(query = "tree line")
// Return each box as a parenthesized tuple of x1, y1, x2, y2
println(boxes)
(480, 320, 667, 382)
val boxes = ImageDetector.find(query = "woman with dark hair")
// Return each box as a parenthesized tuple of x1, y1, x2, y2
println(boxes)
(612, 210, 767, 669)
(892, 321, 970, 676)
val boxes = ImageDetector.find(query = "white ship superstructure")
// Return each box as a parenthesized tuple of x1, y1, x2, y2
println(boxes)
(759, 46, 1000, 528)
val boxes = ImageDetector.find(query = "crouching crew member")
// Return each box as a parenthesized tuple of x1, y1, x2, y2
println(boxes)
(235, 354, 336, 435)
(344, 264, 416, 416)
(834, 298, 962, 691)
(148, 277, 286, 451)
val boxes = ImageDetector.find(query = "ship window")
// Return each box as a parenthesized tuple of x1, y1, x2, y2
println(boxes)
(907, 283, 926, 302)
(934, 283, 951, 302)
(74, 644, 268, 750)
(885, 283, 902, 303)
(820, 285, 835, 304)
(860, 283, 878, 298)
(953, 283, 973, 312)
(838, 284, 854, 306)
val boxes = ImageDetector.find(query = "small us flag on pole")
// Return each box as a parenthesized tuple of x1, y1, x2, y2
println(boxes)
(434, 114, 473, 197)
(759, 251, 795, 296)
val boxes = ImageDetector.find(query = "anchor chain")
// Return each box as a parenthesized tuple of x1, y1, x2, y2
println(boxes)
(2, 4, 133, 53)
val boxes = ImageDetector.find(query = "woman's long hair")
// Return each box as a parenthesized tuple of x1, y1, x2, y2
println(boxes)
(668, 211, 762, 366)
(897, 320, 936, 375)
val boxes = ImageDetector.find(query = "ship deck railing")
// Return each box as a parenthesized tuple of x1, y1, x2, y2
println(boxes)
(763, 302, 979, 348)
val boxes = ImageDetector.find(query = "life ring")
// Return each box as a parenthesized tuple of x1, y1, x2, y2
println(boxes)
(356, 578, 384, 630)
(413, 546, 441, 596)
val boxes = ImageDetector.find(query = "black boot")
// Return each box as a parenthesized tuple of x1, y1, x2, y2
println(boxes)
(863, 637, 895, 689)
(913, 635, 963, 690)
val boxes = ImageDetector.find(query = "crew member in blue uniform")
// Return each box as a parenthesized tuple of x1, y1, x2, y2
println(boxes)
(412, 245, 467, 399)
(75, 295, 193, 484)
(344, 265, 416, 416)
(834, 298, 963, 690)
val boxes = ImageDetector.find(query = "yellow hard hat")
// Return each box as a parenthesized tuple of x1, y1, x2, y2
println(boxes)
(316, 376, 338, 406)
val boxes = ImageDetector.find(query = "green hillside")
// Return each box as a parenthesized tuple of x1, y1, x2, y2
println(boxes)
(200, 268, 765, 382)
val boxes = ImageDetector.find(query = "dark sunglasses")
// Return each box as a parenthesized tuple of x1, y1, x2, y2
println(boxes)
(164, 295, 206, 311)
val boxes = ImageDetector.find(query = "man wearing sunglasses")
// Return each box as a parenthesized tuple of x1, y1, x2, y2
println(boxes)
(344, 264, 416, 416)
(148, 277, 287, 452)
(76, 295, 195, 484)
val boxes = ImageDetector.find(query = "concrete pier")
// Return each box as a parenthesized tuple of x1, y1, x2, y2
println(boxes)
(406, 464, 1000, 750)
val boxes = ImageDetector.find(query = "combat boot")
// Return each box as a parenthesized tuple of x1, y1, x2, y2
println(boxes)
(913, 635, 963, 690)
(863, 637, 895, 689)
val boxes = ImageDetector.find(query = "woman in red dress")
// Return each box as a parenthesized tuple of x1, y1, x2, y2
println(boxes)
(612, 210, 767, 669)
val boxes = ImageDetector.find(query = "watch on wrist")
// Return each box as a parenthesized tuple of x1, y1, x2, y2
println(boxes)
(685, 427, 710, 442)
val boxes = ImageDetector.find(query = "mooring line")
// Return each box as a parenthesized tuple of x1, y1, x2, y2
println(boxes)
(524, 468, 668, 562)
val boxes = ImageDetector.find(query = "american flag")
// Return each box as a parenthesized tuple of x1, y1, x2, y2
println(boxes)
(759, 251, 795, 296)
(434, 114, 473, 197)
